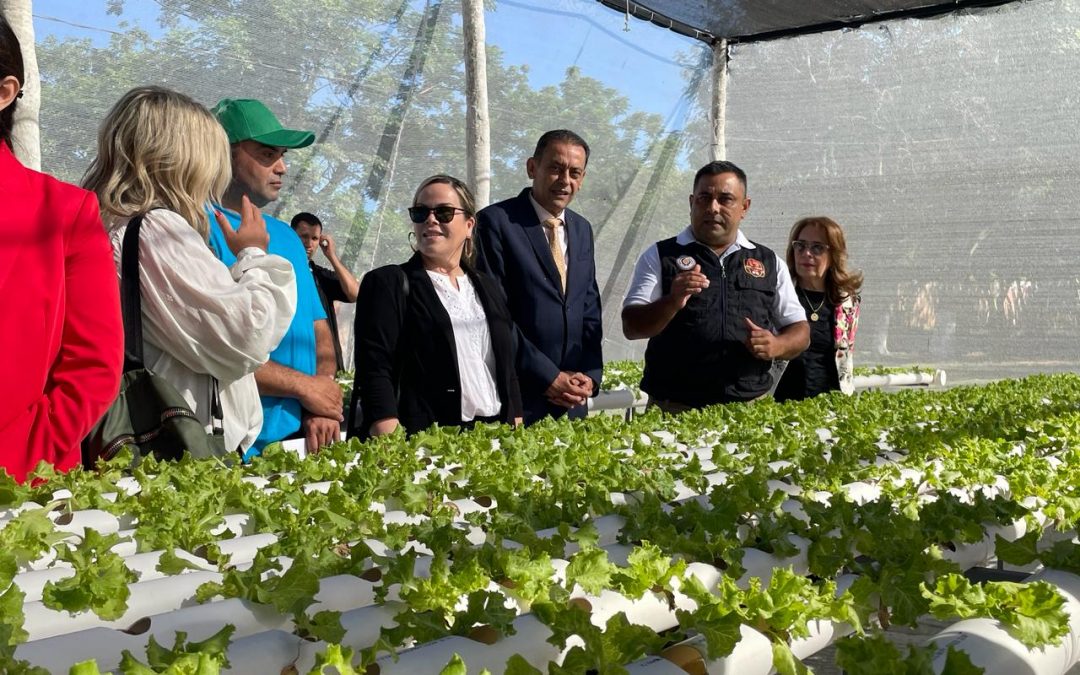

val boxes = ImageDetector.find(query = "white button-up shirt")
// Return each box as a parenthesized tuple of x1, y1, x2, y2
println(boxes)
(623, 226, 805, 328)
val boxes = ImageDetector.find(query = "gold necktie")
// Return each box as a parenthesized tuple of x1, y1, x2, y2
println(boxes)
(543, 217, 567, 294)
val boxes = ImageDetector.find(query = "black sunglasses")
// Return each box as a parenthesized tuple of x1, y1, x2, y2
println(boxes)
(408, 205, 467, 224)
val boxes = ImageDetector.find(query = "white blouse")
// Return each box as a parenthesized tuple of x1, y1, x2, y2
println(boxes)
(107, 209, 297, 453)
(425, 271, 501, 421)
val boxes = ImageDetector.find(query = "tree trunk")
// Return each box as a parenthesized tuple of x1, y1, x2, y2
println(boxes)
(1, 0, 40, 170)
(340, 0, 444, 269)
(462, 0, 490, 209)
(710, 39, 728, 162)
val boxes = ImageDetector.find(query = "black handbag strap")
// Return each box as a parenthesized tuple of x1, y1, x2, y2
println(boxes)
(120, 215, 147, 372)
(120, 214, 224, 434)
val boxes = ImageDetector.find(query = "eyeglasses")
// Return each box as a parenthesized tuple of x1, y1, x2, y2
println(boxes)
(792, 240, 830, 257)
(408, 205, 467, 224)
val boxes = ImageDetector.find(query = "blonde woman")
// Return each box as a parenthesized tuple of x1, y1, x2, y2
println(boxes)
(774, 216, 863, 401)
(82, 86, 297, 454)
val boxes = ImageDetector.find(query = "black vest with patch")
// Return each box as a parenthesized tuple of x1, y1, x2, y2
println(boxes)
(641, 236, 779, 406)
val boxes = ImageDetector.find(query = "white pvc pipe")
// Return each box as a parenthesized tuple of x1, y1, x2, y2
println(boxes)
(523, 513, 626, 556)
(21, 570, 224, 641)
(50, 509, 121, 538)
(654, 625, 773, 675)
(853, 370, 947, 390)
(224, 601, 407, 673)
(624, 655, 693, 674)
(12, 548, 212, 603)
(737, 536, 810, 588)
(279, 431, 346, 456)
(221, 629, 304, 674)
(929, 569, 1080, 674)
(204, 532, 279, 565)
(16, 598, 284, 674)
(367, 615, 560, 674)
(208, 512, 253, 538)
(589, 389, 636, 412)
(941, 519, 1027, 572)
(625, 574, 862, 674)
(18, 572, 391, 672)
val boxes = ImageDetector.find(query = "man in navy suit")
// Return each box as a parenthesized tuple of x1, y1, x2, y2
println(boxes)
(475, 130, 603, 424)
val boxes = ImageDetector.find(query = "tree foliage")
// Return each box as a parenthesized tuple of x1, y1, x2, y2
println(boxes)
(36, 0, 698, 277)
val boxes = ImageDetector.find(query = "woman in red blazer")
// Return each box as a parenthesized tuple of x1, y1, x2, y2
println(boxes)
(0, 18, 123, 482)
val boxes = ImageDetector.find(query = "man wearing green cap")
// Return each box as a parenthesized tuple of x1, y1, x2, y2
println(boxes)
(207, 98, 343, 457)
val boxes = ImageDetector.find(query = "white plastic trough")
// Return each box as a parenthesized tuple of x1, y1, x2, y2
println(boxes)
(589, 389, 637, 412)
(369, 614, 560, 674)
(11, 547, 213, 603)
(929, 569, 1080, 675)
(853, 369, 947, 390)
(222, 601, 405, 673)
(16, 572, 383, 673)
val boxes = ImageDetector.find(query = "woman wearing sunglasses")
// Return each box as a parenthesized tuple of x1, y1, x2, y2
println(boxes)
(773, 216, 862, 401)
(351, 175, 523, 438)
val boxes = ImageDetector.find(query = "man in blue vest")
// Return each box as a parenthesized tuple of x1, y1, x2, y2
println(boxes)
(622, 161, 809, 412)
(208, 98, 343, 456)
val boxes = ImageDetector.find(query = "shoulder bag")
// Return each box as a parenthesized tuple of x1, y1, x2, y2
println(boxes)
(82, 214, 230, 466)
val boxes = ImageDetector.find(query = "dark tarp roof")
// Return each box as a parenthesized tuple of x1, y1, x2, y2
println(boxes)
(596, 0, 1021, 43)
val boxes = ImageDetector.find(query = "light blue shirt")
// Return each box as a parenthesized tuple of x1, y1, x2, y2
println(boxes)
(207, 207, 327, 456)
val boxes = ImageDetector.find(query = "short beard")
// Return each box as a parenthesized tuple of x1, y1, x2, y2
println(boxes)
(692, 225, 734, 249)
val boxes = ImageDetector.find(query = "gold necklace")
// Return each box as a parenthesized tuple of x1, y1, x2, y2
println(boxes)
(799, 287, 826, 322)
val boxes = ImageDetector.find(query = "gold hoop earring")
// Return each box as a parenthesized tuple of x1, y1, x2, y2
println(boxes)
(408, 231, 418, 252)
(463, 236, 474, 261)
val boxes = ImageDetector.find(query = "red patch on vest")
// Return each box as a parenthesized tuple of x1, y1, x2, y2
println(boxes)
(743, 258, 766, 278)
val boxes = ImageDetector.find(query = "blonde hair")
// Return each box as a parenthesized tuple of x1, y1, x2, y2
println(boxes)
(413, 174, 477, 217)
(82, 86, 230, 239)
(786, 216, 863, 305)
(413, 174, 478, 266)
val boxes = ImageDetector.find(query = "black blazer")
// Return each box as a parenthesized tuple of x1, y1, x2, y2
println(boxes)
(352, 253, 523, 437)
(474, 188, 603, 423)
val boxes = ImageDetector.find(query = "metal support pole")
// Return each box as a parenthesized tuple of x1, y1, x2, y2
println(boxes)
(710, 39, 728, 162)
(462, 0, 491, 208)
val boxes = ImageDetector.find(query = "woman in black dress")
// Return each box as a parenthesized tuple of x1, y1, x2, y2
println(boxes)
(774, 217, 863, 402)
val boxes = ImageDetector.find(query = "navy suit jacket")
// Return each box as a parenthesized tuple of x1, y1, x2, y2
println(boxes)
(475, 188, 603, 423)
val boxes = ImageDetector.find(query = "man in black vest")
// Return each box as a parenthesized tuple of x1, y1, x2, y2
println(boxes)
(621, 161, 809, 412)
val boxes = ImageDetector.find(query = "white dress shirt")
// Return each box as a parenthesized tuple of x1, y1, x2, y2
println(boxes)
(426, 271, 502, 420)
(107, 208, 297, 452)
(622, 226, 805, 328)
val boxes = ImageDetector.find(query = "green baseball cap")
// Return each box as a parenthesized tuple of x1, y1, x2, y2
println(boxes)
(212, 98, 315, 149)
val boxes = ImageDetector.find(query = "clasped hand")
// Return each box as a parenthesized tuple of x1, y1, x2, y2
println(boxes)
(545, 371, 593, 409)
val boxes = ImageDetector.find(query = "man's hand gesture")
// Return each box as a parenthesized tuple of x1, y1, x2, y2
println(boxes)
(319, 233, 339, 261)
(216, 195, 268, 255)
(668, 264, 709, 309)
(744, 317, 779, 360)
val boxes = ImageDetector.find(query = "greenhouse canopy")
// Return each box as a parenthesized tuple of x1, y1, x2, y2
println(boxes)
(597, 0, 1020, 41)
